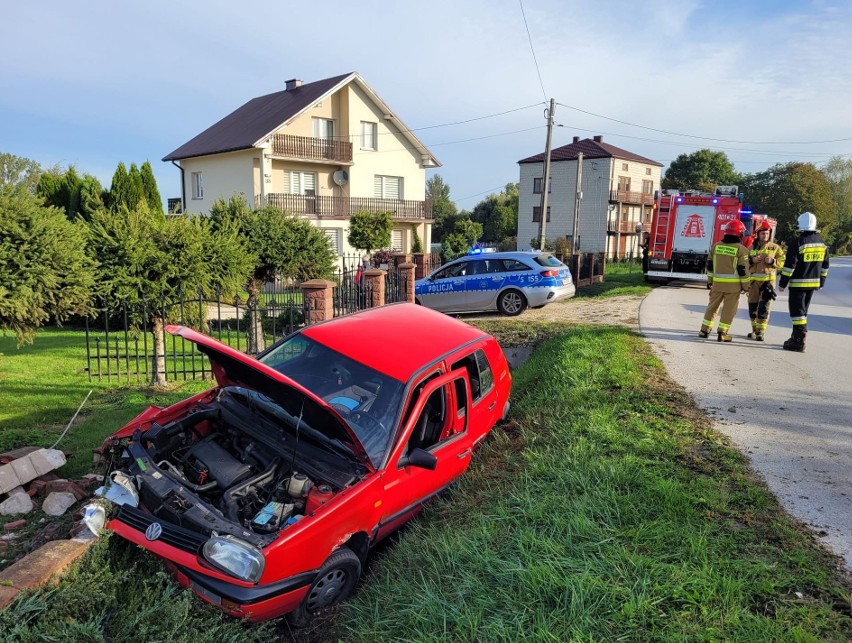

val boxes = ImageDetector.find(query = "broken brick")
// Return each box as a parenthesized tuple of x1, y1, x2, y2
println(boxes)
(44, 480, 89, 501)
(4, 519, 26, 532)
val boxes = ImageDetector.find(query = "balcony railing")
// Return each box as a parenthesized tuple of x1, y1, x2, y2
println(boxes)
(270, 134, 353, 163)
(258, 194, 432, 220)
(609, 189, 655, 205)
(607, 220, 648, 234)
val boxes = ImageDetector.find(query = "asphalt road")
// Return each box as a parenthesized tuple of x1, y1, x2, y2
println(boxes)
(639, 256, 852, 569)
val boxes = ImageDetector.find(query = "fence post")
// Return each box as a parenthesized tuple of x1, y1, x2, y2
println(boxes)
(412, 253, 428, 279)
(362, 269, 386, 308)
(300, 279, 335, 324)
(398, 262, 416, 303)
(393, 253, 412, 268)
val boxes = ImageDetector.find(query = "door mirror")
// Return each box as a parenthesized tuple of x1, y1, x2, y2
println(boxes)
(402, 447, 438, 470)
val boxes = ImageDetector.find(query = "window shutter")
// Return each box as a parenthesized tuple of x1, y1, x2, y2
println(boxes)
(374, 175, 383, 198)
(391, 229, 404, 252)
(324, 228, 341, 255)
(303, 172, 316, 194)
(283, 171, 292, 194)
(385, 177, 400, 200)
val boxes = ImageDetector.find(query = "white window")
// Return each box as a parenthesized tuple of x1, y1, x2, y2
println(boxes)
(621, 162, 629, 171)
(323, 228, 342, 255)
(312, 117, 334, 140)
(284, 170, 317, 196)
(391, 229, 404, 252)
(374, 175, 403, 199)
(191, 172, 203, 199)
(361, 121, 377, 150)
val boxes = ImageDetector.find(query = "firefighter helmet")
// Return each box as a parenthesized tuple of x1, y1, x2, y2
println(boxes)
(796, 212, 817, 232)
(723, 220, 746, 236)
(756, 221, 772, 233)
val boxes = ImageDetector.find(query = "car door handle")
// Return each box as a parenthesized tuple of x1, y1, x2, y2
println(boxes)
(488, 401, 496, 410)
(457, 448, 472, 459)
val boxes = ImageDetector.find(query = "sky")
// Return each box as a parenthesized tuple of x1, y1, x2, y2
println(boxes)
(3, 0, 852, 209)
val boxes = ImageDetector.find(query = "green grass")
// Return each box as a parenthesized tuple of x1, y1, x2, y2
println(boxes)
(575, 260, 652, 298)
(335, 326, 852, 641)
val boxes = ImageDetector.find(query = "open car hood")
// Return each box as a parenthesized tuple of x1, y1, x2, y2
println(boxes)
(166, 325, 374, 471)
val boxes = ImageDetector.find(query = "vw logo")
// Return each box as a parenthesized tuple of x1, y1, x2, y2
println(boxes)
(145, 522, 163, 541)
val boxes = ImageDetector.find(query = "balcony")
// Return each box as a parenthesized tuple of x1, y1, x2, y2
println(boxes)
(606, 219, 651, 234)
(609, 189, 655, 205)
(258, 194, 432, 221)
(269, 134, 352, 164)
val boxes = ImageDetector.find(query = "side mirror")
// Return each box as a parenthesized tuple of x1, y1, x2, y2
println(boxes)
(401, 447, 438, 471)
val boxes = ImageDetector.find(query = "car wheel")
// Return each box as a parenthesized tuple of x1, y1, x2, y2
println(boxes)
(497, 289, 526, 316)
(288, 548, 361, 627)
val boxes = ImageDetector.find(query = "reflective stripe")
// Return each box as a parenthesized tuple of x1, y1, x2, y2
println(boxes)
(750, 274, 773, 282)
(821, 269, 829, 276)
(791, 316, 807, 322)
(792, 318, 807, 326)
(713, 272, 740, 283)
(789, 279, 820, 287)
(718, 322, 731, 331)
(702, 318, 714, 326)
(780, 267, 793, 276)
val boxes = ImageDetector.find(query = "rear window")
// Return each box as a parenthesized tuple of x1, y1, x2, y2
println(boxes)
(533, 254, 564, 268)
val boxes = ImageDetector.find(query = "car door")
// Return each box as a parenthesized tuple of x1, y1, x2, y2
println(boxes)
(465, 259, 506, 311)
(418, 261, 469, 312)
(375, 369, 473, 541)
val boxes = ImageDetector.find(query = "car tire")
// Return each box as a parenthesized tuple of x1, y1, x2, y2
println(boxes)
(288, 548, 361, 627)
(497, 289, 527, 316)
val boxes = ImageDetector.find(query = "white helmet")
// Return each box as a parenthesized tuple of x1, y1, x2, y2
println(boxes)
(797, 212, 817, 232)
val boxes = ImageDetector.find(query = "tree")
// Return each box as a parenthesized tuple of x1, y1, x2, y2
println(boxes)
(0, 186, 95, 342)
(426, 174, 458, 242)
(127, 163, 145, 209)
(821, 156, 852, 252)
(470, 182, 519, 243)
(107, 162, 129, 209)
(740, 162, 836, 245)
(37, 166, 106, 221)
(0, 153, 42, 193)
(210, 196, 335, 353)
(140, 161, 163, 213)
(347, 210, 393, 256)
(662, 149, 740, 192)
(88, 201, 253, 384)
(440, 217, 483, 261)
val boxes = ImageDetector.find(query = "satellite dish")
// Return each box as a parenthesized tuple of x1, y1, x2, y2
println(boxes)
(332, 170, 349, 186)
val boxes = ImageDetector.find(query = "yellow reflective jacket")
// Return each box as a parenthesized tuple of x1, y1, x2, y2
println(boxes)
(707, 240, 750, 293)
(748, 240, 785, 282)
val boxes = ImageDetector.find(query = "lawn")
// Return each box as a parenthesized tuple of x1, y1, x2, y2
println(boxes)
(1, 268, 850, 641)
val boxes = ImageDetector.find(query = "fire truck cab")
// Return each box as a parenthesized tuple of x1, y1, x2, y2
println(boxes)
(643, 185, 776, 284)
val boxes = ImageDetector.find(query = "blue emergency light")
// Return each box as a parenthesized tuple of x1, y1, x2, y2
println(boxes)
(711, 198, 719, 205)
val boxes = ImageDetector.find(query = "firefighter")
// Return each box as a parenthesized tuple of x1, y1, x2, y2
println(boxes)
(746, 221, 785, 341)
(699, 219, 750, 342)
(778, 212, 829, 352)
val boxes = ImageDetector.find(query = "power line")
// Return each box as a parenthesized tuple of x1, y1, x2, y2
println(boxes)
(519, 0, 548, 102)
(427, 126, 545, 147)
(456, 184, 515, 202)
(555, 101, 852, 145)
(555, 122, 850, 158)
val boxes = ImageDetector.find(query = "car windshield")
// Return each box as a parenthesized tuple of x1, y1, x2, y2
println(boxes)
(533, 254, 564, 268)
(259, 334, 405, 466)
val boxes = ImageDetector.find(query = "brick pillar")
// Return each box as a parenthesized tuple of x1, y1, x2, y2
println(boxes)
(393, 253, 412, 267)
(398, 262, 416, 303)
(362, 269, 386, 308)
(412, 253, 428, 279)
(300, 279, 335, 324)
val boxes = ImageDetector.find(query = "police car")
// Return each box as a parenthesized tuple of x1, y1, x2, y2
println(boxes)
(415, 251, 576, 316)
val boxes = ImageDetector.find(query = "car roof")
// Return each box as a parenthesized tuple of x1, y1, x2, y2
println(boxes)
(300, 303, 490, 382)
(451, 251, 551, 263)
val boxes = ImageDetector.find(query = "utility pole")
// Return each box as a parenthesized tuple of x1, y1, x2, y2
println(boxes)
(572, 152, 583, 255)
(538, 98, 555, 250)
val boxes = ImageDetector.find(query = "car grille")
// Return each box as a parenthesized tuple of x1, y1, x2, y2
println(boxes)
(116, 505, 208, 554)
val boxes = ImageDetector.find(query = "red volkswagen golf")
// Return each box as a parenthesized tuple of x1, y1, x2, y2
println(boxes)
(86, 303, 511, 623)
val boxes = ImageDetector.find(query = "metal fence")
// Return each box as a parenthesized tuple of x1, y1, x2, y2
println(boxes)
(85, 260, 412, 384)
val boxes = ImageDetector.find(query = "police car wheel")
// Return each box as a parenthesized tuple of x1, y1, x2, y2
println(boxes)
(498, 290, 527, 316)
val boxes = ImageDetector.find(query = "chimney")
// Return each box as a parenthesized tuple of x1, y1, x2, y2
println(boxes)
(572, 136, 580, 144)
(285, 78, 303, 91)
(593, 135, 603, 143)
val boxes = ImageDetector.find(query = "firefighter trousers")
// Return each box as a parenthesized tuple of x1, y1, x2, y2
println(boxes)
(787, 288, 815, 333)
(702, 289, 741, 334)
(747, 282, 773, 335)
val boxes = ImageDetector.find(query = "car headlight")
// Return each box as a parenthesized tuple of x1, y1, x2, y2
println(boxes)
(202, 535, 265, 583)
(81, 502, 107, 536)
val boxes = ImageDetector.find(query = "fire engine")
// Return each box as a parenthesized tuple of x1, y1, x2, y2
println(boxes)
(643, 185, 777, 284)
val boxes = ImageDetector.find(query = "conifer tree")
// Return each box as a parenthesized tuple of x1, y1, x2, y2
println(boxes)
(108, 162, 130, 209)
(140, 161, 163, 212)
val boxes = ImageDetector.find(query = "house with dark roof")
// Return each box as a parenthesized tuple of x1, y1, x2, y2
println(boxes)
(164, 72, 440, 257)
(517, 135, 663, 258)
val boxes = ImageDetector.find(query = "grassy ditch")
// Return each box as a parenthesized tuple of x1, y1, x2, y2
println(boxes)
(335, 324, 852, 641)
(575, 260, 651, 298)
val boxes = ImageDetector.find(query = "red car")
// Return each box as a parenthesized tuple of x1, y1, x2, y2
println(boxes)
(85, 303, 511, 623)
